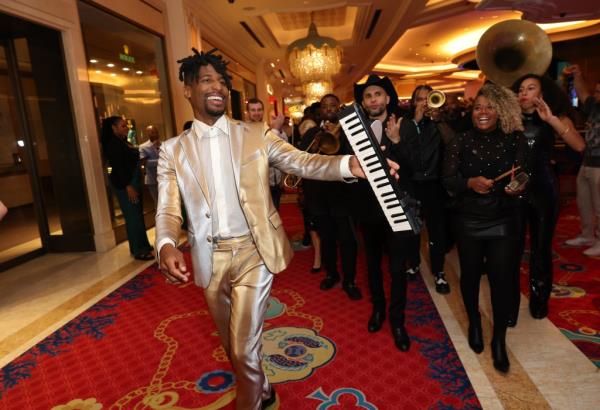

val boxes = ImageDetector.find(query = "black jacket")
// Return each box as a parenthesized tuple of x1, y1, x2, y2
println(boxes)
(398, 117, 444, 181)
(102, 136, 140, 189)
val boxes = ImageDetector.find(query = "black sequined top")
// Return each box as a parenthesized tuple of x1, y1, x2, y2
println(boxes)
(442, 127, 527, 224)
(522, 111, 557, 192)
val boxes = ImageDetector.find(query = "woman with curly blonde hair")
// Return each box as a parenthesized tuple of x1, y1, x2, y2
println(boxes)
(442, 82, 528, 373)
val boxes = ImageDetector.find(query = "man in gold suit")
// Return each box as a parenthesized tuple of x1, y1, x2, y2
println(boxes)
(156, 49, 397, 410)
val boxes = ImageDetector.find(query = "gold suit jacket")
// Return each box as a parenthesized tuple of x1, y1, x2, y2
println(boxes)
(155, 116, 347, 288)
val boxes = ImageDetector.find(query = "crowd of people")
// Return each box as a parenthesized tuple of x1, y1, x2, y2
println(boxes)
(90, 46, 599, 409)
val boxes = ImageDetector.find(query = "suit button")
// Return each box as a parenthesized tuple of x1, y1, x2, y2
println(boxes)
(207, 236, 212, 243)
(205, 212, 210, 218)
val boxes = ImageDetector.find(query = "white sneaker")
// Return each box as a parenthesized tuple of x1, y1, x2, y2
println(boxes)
(565, 236, 595, 247)
(583, 242, 600, 257)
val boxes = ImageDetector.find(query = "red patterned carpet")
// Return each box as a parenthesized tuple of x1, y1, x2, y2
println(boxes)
(0, 203, 480, 409)
(520, 200, 600, 367)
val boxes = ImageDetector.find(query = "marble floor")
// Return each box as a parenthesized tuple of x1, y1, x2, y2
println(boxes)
(0, 228, 598, 409)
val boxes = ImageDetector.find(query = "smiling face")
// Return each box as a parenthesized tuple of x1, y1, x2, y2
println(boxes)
(320, 95, 340, 122)
(247, 102, 264, 122)
(361, 85, 389, 118)
(184, 63, 229, 123)
(517, 77, 542, 113)
(472, 95, 498, 132)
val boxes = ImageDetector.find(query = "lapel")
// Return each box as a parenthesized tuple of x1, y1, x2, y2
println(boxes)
(179, 127, 211, 207)
(228, 118, 244, 191)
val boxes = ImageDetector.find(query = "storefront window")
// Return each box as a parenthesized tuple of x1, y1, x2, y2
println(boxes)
(78, 1, 173, 230)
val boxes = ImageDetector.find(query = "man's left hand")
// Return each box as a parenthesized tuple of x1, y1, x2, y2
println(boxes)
(350, 153, 399, 180)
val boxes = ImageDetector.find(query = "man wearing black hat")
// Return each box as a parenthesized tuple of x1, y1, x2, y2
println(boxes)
(352, 75, 416, 351)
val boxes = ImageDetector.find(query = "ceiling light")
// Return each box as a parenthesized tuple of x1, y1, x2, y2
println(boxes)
(95, 70, 101, 73)
(136, 70, 143, 74)
(287, 21, 342, 84)
(89, 59, 98, 63)
(110, 73, 116, 77)
(122, 67, 130, 71)
(107, 63, 115, 68)
(270, 62, 276, 68)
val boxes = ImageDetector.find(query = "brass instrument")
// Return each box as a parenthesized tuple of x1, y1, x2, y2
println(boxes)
(283, 123, 341, 188)
(427, 90, 446, 108)
(476, 19, 552, 87)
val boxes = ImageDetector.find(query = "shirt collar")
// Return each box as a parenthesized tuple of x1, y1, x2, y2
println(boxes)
(193, 115, 228, 138)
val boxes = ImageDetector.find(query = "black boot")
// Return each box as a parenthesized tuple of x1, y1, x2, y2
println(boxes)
(368, 309, 386, 333)
(468, 320, 484, 354)
(529, 279, 550, 319)
(529, 295, 549, 319)
(491, 337, 509, 373)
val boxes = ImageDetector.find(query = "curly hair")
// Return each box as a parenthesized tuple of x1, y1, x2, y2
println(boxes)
(511, 74, 572, 117)
(177, 48, 232, 89)
(477, 82, 523, 134)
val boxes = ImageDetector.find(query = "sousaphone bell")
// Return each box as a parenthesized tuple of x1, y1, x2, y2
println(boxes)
(476, 19, 552, 87)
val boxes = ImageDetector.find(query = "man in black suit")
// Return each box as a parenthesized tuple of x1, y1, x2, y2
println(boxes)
(301, 94, 361, 300)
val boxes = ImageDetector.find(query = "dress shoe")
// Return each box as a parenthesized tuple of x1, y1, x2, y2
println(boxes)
(392, 326, 411, 352)
(309, 266, 322, 274)
(320, 275, 340, 290)
(406, 266, 420, 281)
(434, 272, 450, 294)
(343, 282, 362, 300)
(368, 310, 386, 333)
(262, 387, 277, 409)
(468, 321, 484, 354)
(134, 252, 154, 261)
(491, 338, 510, 373)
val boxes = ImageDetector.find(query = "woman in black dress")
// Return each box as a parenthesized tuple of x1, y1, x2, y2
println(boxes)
(443, 82, 527, 373)
(510, 75, 585, 321)
(101, 116, 154, 260)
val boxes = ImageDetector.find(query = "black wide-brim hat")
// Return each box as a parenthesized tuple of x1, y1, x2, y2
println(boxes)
(353, 74, 399, 112)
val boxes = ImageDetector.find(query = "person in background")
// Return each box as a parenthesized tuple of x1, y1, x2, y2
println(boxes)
(246, 98, 289, 209)
(397, 84, 450, 294)
(101, 116, 154, 261)
(0, 200, 7, 221)
(139, 125, 162, 206)
(564, 65, 600, 256)
(442, 82, 527, 373)
(510, 74, 585, 322)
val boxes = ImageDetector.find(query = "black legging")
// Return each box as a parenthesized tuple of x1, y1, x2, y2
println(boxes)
(413, 180, 447, 273)
(362, 218, 414, 327)
(512, 177, 559, 314)
(315, 214, 357, 284)
(456, 233, 519, 335)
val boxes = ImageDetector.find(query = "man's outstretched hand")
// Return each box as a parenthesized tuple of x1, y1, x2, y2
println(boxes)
(349, 152, 400, 180)
(159, 244, 191, 284)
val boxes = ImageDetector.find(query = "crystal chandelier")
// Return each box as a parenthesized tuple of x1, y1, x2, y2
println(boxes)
(287, 22, 342, 84)
(302, 80, 333, 104)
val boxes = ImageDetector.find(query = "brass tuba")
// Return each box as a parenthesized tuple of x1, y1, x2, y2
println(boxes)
(283, 123, 341, 188)
(476, 19, 552, 87)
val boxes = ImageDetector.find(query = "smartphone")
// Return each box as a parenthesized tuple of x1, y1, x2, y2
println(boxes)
(506, 172, 529, 192)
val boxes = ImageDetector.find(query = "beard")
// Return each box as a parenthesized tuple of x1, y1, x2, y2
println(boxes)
(366, 105, 386, 118)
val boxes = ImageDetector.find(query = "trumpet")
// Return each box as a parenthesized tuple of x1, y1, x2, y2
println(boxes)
(283, 123, 341, 189)
(427, 90, 446, 108)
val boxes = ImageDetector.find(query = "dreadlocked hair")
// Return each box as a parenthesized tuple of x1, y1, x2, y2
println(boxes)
(477, 81, 523, 134)
(177, 48, 232, 89)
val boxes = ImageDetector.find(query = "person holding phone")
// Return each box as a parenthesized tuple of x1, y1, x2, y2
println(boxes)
(442, 82, 528, 373)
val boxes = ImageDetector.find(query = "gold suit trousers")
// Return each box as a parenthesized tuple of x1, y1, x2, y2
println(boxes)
(204, 234, 273, 410)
